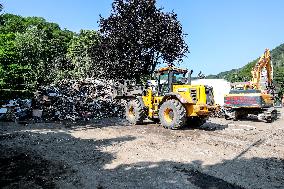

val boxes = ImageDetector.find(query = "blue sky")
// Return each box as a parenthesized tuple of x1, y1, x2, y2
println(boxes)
(2, 0, 284, 76)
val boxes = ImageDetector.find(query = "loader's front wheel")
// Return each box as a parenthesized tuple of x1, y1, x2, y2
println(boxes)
(159, 99, 186, 129)
(126, 99, 146, 125)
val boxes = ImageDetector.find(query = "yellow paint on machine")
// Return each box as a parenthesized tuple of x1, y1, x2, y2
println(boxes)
(141, 84, 212, 118)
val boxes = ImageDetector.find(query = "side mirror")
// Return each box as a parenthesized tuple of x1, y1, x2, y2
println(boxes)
(187, 70, 193, 85)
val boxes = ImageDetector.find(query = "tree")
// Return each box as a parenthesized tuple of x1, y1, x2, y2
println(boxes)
(0, 13, 75, 91)
(67, 30, 101, 78)
(274, 67, 284, 101)
(0, 33, 18, 88)
(0, 14, 26, 34)
(96, 0, 188, 80)
(14, 26, 74, 87)
(13, 26, 47, 90)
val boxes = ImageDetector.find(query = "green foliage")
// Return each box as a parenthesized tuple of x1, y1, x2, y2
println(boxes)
(67, 30, 101, 78)
(274, 66, 284, 98)
(0, 14, 26, 33)
(0, 13, 75, 93)
(97, 0, 188, 80)
(271, 44, 284, 67)
(13, 27, 46, 89)
(220, 60, 257, 83)
(0, 33, 18, 88)
(0, 33, 17, 66)
(0, 14, 62, 35)
(272, 44, 284, 98)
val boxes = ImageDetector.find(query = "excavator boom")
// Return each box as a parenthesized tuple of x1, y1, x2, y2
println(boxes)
(251, 48, 272, 89)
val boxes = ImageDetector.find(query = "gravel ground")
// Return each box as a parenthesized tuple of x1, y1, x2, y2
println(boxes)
(0, 108, 283, 189)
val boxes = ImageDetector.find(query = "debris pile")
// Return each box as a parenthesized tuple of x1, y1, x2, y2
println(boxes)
(0, 79, 125, 122)
(0, 99, 32, 121)
(209, 106, 225, 118)
(33, 79, 124, 121)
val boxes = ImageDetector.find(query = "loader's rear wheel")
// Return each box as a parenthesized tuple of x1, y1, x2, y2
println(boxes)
(126, 99, 146, 125)
(159, 99, 186, 129)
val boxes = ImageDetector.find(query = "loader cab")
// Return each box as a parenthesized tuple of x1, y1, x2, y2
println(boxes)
(155, 67, 188, 96)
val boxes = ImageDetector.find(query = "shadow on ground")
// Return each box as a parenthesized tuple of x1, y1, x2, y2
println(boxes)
(57, 116, 229, 132)
(98, 157, 283, 189)
(0, 124, 283, 189)
(0, 127, 135, 189)
(136, 120, 229, 131)
(197, 122, 228, 131)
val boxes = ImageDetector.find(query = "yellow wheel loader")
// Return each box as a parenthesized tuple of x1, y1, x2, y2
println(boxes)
(113, 66, 215, 129)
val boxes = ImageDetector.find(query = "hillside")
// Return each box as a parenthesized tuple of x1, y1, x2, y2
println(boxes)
(207, 43, 284, 98)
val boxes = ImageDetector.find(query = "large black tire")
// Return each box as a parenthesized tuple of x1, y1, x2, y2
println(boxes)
(125, 99, 146, 124)
(159, 99, 186, 129)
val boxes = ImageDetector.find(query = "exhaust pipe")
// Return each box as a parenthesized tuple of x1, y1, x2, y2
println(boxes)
(188, 70, 193, 85)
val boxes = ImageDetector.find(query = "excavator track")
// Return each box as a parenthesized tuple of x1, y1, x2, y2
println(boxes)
(224, 107, 278, 122)
(257, 107, 278, 123)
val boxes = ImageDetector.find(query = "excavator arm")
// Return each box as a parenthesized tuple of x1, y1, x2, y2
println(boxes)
(251, 48, 272, 89)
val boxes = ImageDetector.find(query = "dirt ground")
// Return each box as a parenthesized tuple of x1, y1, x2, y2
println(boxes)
(0, 108, 283, 189)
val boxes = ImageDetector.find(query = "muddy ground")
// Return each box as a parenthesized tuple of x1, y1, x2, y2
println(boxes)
(0, 108, 283, 189)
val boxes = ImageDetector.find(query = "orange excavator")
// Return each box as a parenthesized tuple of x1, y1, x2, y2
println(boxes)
(224, 49, 277, 122)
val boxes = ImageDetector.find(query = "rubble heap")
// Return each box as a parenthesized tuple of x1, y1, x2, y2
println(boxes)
(33, 79, 124, 121)
(0, 99, 32, 121)
(209, 106, 225, 118)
